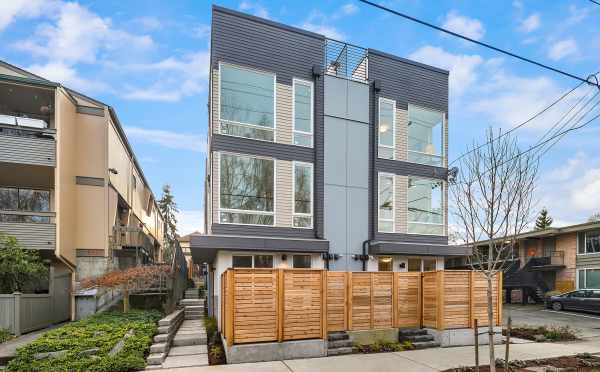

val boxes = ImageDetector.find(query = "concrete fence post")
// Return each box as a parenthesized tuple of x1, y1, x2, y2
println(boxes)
(13, 292, 22, 336)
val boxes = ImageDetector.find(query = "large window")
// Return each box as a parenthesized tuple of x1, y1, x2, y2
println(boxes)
(219, 153, 274, 225)
(581, 232, 600, 255)
(407, 177, 444, 235)
(408, 105, 444, 166)
(293, 255, 312, 268)
(219, 63, 275, 141)
(293, 162, 313, 228)
(232, 255, 274, 268)
(293, 79, 313, 147)
(378, 98, 395, 160)
(578, 268, 600, 289)
(378, 173, 394, 233)
(407, 258, 437, 272)
(0, 187, 50, 223)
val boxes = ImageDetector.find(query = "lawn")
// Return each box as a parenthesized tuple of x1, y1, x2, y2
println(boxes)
(6, 310, 161, 372)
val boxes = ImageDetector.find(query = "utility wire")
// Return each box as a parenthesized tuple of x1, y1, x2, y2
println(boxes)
(589, 0, 600, 6)
(358, 0, 600, 88)
(448, 81, 586, 166)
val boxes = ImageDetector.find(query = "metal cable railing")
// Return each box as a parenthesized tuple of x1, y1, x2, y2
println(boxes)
(324, 39, 368, 82)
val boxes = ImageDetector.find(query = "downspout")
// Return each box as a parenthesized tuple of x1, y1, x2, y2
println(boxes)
(362, 240, 372, 271)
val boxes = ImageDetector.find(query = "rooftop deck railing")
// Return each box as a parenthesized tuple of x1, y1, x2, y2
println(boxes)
(324, 38, 368, 82)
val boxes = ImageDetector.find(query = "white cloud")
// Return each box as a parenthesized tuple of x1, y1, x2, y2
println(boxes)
(340, 3, 358, 16)
(176, 210, 204, 236)
(519, 13, 540, 32)
(124, 127, 206, 153)
(239, 1, 269, 19)
(122, 51, 209, 102)
(409, 46, 483, 98)
(0, 0, 56, 31)
(548, 39, 578, 61)
(133, 16, 162, 31)
(441, 11, 485, 41)
(27, 61, 110, 93)
(566, 5, 590, 25)
(300, 22, 344, 39)
(192, 24, 210, 39)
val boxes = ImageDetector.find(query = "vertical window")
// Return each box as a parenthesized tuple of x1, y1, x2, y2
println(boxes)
(378, 98, 395, 160)
(378, 173, 394, 233)
(583, 232, 600, 254)
(232, 255, 253, 268)
(254, 255, 273, 268)
(219, 153, 274, 225)
(408, 105, 444, 166)
(579, 268, 600, 289)
(293, 255, 312, 268)
(378, 257, 393, 271)
(423, 259, 437, 272)
(219, 64, 275, 141)
(408, 259, 421, 272)
(293, 162, 313, 228)
(293, 79, 313, 147)
(407, 177, 444, 235)
(0, 188, 18, 210)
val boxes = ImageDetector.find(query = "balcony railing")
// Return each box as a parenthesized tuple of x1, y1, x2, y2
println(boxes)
(0, 123, 56, 167)
(527, 251, 564, 267)
(324, 39, 368, 82)
(0, 211, 56, 250)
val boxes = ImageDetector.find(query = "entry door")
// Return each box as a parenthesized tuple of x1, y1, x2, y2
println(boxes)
(52, 273, 71, 323)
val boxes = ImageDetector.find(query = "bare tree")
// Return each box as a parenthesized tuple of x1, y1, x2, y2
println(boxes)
(452, 129, 538, 372)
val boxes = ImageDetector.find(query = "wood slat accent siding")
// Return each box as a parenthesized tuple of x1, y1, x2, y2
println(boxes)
(282, 270, 322, 340)
(0, 135, 55, 167)
(276, 83, 292, 144)
(395, 175, 407, 234)
(0, 222, 55, 250)
(275, 160, 292, 227)
(395, 108, 408, 161)
(212, 153, 219, 226)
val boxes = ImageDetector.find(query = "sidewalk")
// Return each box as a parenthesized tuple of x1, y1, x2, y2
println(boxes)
(0, 325, 59, 366)
(159, 340, 600, 372)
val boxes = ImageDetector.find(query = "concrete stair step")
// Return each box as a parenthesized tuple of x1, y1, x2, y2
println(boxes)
(180, 299, 204, 306)
(328, 339, 353, 349)
(184, 311, 203, 316)
(185, 315, 204, 320)
(146, 352, 167, 365)
(172, 334, 207, 347)
(150, 342, 168, 354)
(327, 332, 350, 341)
(411, 341, 440, 350)
(398, 328, 427, 337)
(162, 354, 209, 369)
(327, 347, 353, 356)
(153, 333, 169, 343)
(184, 305, 204, 311)
(168, 345, 207, 356)
(400, 334, 434, 343)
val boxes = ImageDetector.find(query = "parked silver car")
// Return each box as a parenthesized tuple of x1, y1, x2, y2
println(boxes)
(546, 290, 600, 313)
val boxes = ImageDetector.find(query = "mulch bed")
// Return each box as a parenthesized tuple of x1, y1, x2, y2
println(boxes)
(442, 353, 600, 371)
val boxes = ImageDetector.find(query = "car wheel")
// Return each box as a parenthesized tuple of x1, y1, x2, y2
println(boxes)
(552, 302, 563, 311)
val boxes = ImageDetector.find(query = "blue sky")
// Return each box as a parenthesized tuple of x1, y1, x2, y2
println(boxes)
(1, 0, 599, 233)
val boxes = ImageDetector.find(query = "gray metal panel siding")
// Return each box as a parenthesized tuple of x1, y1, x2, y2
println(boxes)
(0, 135, 56, 167)
(368, 51, 449, 113)
(0, 222, 56, 250)
(375, 158, 448, 180)
(211, 224, 316, 239)
(211, 6, 325, 239)
(212, 134, 314, 162)
(375, 232, 448, 245)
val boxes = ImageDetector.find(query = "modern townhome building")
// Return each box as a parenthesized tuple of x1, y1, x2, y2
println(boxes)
(190, 5, 470, 317)
(0, 60, 165, 323)
(446, 221, 600, 303)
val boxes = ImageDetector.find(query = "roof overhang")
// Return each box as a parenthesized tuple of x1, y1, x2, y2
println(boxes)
(190, 234, 329, 264)
(369, 241, 471, 257)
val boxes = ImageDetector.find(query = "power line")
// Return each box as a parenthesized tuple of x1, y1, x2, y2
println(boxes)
(448, 81, 586, 166)
(358, 0, 600, 88)
(589, 0, 600, 6)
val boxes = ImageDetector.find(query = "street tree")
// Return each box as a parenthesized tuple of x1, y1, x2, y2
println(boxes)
(452, 129, 538, 372)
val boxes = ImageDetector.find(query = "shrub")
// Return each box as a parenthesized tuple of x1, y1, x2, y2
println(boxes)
(6, 310, 161, 372)
(0, 234, 48, 293)
(354, 340, 409, 353)
(204, 317, 218, 340)
(0, 328, 13, 344)
(506, 325, 578, 342)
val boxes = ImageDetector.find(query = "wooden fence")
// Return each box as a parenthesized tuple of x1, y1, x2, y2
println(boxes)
(221, 269, 502, 346)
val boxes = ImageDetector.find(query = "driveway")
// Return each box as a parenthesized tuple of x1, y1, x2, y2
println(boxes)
(503, 303, 600, 339)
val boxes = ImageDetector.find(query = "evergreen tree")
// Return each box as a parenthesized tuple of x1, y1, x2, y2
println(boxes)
(535, 208, 553, 230)
(0, 234, 47, 293)
(588, 212, 600, 223)
(158, 184, 178, 263)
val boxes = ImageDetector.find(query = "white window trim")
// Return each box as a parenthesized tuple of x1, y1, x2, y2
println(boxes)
(577, 267, 600, 290)
(378, 97, 396, 159)
(406, 176, 446, 236)
(217, 151, 277, 227)
(378, 172, 395, 233)
(292, 78, 314, 148)
(579, 232, 600, 255)
(292, 161, 314, 229)
(407, 103, 446, 166)
(218, 62, 277, 142)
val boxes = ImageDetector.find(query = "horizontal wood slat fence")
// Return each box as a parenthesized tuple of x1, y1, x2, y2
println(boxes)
(221, 269, 502, 346)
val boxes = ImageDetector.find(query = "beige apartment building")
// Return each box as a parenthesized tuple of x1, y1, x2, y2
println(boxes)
(0, 60, 165, 322)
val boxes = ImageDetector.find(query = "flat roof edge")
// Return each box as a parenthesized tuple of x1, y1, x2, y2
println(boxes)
(368, 48, 450, 75)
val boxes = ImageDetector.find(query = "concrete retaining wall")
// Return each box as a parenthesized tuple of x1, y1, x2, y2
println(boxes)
(222, 335, 327, 364)
(428, 326, 503, 347)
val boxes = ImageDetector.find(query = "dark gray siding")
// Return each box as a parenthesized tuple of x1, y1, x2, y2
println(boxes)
(375, 158, 448, 180)
(212, 224, 317, 239)
(212, 134, 313, 162)
(368, 49, 449, 112)
(210, 6, 325, 239)
(374, 232, 448, 245)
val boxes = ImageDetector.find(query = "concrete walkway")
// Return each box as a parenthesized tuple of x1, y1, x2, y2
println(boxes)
(0, 324, 61, 367)
(159, 340, 600, 372)
(161, 319, 209, 369)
